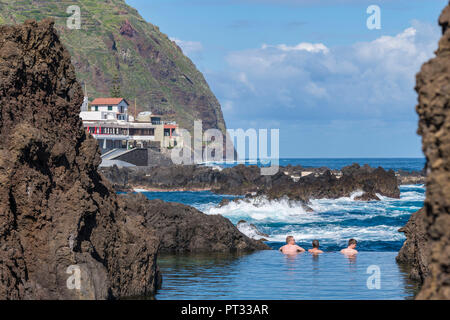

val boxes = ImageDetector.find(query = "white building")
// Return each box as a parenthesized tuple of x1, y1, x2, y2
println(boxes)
(79, 97, 182, 153)
(80, 98, 129, 122)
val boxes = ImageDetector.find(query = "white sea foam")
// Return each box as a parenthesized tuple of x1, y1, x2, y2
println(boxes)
(204, 185, 425, 243)
(268, 225, 404, 243)
(375, 191, 424, 202)
(236, 221, 268, 240)
(399, 191, 425, 201)
(200, 159, 258, 166)
(206, 188, 423, 223)
(400, 184, 425, 189)
(349, 190, 364, 200)
(206, 196, 313, 223)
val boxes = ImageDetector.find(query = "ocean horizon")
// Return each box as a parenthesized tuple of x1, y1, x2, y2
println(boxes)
(201, 157, 426, 172)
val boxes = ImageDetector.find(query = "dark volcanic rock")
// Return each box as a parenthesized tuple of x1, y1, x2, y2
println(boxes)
(101, 163, 400, 202)
(263, 164, 399, 202)
(121, 193, 270, 253)
(397, 208, 431, 282)
(119, 19, 136, 38)
(397, 169, 426, 185)
(0, 20, 160, 299)
(354, 192, 380, 201)
(411, 3, 450, 300)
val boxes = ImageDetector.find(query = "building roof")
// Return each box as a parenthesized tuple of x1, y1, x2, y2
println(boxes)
(164, 124, 178, 129)
(91, 98, 128, 106)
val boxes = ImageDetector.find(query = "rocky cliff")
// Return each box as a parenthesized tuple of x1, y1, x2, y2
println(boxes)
(397, 2, 450, 299)
(396, 208, 430, 283)
(0, 0, 227, 137)
(413, 3, 450, 300)
(0, 19, 161, 299)
(0, 19, 264, 300)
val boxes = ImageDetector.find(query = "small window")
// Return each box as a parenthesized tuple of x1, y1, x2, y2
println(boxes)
(108, 106, 113, 111)
(94, 106, 98, 111)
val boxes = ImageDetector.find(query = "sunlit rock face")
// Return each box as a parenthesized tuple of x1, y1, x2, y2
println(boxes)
(414, 4, 450, 300)
(0, 19, 160, 300)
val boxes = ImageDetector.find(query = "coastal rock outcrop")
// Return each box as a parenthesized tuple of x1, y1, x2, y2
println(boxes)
(100, 163, 400, 202)
(412, 3, 450, 299)
(121, 194, 270, 253)
(264, 164, 399, 201)
(397, 169, 426, 185)
(0, 20, 160, 299)
(396, 208, 431, 282)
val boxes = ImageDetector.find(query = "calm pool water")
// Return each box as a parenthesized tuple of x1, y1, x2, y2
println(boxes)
(156, 251, 419, 300)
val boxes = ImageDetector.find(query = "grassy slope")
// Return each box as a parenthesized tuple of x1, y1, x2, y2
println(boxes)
(0, 0, 226, 135)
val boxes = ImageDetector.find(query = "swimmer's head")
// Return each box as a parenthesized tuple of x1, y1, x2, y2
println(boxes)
(312, 240, 320, 248)
(348, 239, 357, 249)
(286, 236, 295, 244)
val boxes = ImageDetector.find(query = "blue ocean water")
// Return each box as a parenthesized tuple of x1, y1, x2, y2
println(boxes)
(202, 158, 426, 172)
(138, 158, 425, 299)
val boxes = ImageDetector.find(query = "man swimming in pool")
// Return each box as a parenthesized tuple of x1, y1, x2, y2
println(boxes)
(341, 238, 358, 255)
(279, 236, 306, 255)
(308, 240, 324, 254)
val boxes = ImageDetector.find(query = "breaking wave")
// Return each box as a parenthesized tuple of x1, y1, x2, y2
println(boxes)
(139, 184, 425, 251)
(203, 185, 425, 250)
(206, 197, 311, 223)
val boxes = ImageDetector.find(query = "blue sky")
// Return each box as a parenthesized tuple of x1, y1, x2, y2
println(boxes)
(127, 0, 447, 158)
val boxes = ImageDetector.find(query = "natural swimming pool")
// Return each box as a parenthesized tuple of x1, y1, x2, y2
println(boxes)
(140, 181, 424, 300)
(142, 185, 424, 252)
(156, 251, 420, 300)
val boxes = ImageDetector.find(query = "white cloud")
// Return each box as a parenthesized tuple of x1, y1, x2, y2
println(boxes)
(237, 72, 256, 92)
(222, 100, 234, 112)
(305, 82, 328, 98)
(170, 37, 203, 55)
(209, 21, 440, 123)
(262, 42, 329, 53)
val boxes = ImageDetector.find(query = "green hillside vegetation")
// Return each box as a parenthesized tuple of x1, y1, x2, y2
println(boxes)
(0, 0, 227, 135)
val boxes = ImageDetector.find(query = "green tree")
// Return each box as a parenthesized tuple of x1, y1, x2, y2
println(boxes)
(110, 73, 122, 98)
